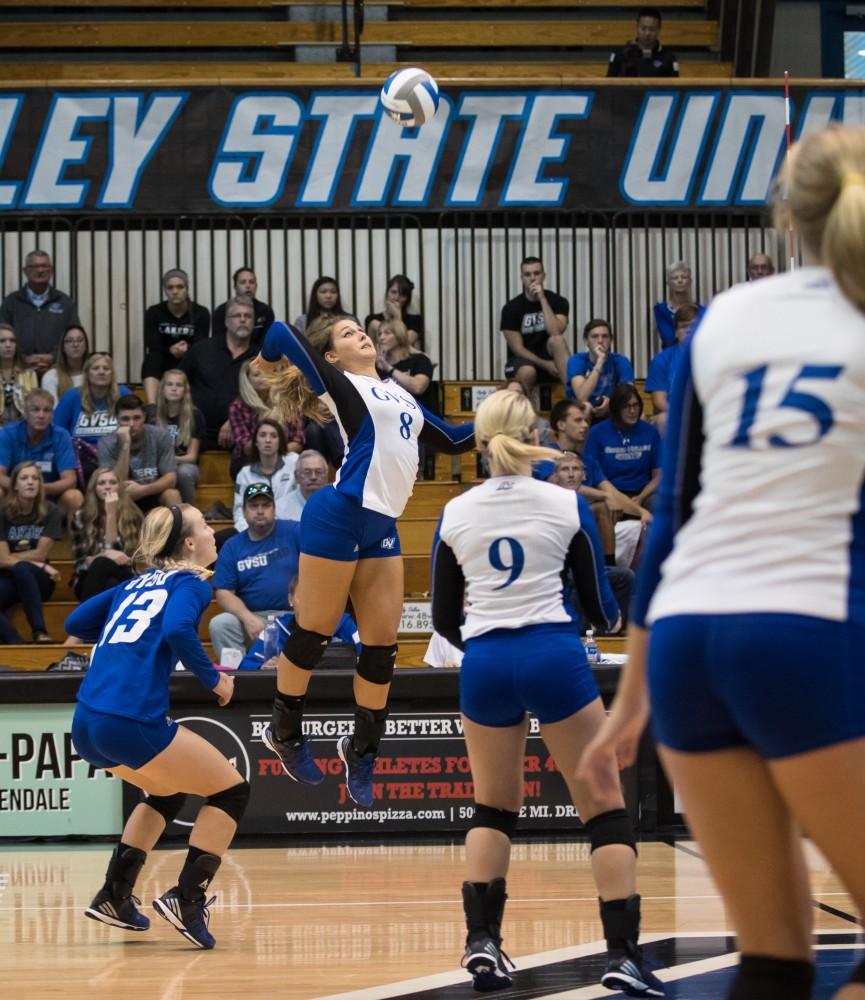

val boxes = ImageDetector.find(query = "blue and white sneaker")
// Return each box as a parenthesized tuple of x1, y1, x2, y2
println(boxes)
(336, 735, 377, 807)
(601, 953, 665, 996)
(85, 889, 150, 931)
(262, 725, 324, 785)
(153, 887, 216, 949)
(462, 935, 515, 992)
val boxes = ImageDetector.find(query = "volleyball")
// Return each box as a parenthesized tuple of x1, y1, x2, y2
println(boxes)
(380, 68, 440, 127)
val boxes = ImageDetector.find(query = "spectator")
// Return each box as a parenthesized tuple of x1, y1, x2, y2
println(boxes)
(228, 360, 304, 478)
(646, 303, 699, 428)
(0, 461, 63, 642)
(653, 260, 706, 347)
(149, 369, 205, 503)
(183, 295, 258, 449)
(212, 266, 275, 342)
(747, 252, 775, 281)
(142, 268, 210, 405)
(501, 256, 570, 391)
(0, 389, 82, 517)
(69, 466, 142, 601)
(0, 324, 38, 425)
(0, 250, 80, 375)
(281, 448, 328, 521)
(374, 314, 437, 411)
(41, 325, 89, 403)
(293, 275, 345, 335)
(365, 274, 425, 349)
(98, 395, 180, 512)
(233, 418, 299, 531)
(564, 319, 635, 420)
(209, 482, 300, 659)
(54, 352, 130, 450)
(607, 6, 679, 78)
(501, 380, 553, 444)
(584, 385, 661, 512)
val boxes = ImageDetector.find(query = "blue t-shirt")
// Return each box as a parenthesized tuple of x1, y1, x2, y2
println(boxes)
(565, 351, 635, 404)
(532, 441, 603, 488)
(54, 385, 131, 447)
(653, 302, 707, 348)
(239, 611, 360, 670)
(645, 341, 684, 395)
(212, 519, 300, 612)
(0, 420, 76, 482)
(583, 418, 661, 493)
(69, 569, 220, 724)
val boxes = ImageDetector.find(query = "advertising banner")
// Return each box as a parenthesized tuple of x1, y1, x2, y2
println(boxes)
(1, 84, 863, 215)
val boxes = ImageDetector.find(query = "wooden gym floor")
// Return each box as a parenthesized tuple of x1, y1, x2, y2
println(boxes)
(1, 839, 861, 999)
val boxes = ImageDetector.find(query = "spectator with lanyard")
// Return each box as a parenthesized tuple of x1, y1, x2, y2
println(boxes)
(565, 319, 635, 421)
(293, 276, 347, 335)
(232, 418, 299, 531)
(227, 360, 304, 479)
(41, 325, 89, 403)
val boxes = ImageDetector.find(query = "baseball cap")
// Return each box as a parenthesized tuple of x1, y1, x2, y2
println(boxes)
(243, 482, 275, 504)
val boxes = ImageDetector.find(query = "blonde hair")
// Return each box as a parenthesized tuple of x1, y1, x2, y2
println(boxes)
(80, 353, 121, 416)
(475, 391, 561, 477)
(75, 466, 143, 560)
(133, 504, 211, 578)
(155, 369, 195, 449)
(238, 359, 273, 418)
(775, 124, 865, 314)
(378, 314, 417, 358)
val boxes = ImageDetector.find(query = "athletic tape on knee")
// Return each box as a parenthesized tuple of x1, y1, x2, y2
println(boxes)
(468, 803, 519, 839)
(851, 958, 865, 984)
(356, 643, 397, 685)
(281, 620, 329, 670)
(144, 792, 187, 823)
(205, 780, 250, 823)
(585, 808, 637, 855)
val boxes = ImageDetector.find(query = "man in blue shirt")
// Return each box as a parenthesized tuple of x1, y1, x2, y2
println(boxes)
(0, 388, 82, 516)
(209, 482, 300, 661)
(564, 319, 635, 420)
(645, 302, 700, 429)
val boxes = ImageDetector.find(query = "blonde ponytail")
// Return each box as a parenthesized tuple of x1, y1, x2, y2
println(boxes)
(475, 390, 562, 478)
(133, 504, 211, 579)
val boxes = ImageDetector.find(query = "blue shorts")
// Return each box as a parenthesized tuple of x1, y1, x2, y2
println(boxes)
(300, 485, 401, 561)
(649, 613, 865, 759)
(461, 622, 600, 727)
(72, 703, 178, 770)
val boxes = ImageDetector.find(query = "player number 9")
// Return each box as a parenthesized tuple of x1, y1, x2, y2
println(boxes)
(488, 536, 525, 590)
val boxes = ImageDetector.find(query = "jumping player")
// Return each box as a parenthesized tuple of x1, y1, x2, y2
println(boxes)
(67, 505, 248, 950)
(580, 125, 865, 999)
(431, 390, 663, 996)
(252, 316, 473, 807)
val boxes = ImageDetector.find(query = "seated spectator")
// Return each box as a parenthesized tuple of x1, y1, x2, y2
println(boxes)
(183, 295, 258, 449)
(607, 6, 678, 78)
(501, 380, 553, 444)
(212, 267, 275, 343)
(142, 268, 210, 405)
(565, 319, 635, 420)
(293, 275, 345, 335)
(281, 448, 328, 521)
(0, 250, 80, 376)
(0, 324, 38, 425)
(646, 303, 699, 429)
(365, 274, 425, 350)
(210, 482, 300, 659)
(374, 314, 437, 411)
(0, 389, 82, 517)
(584, 385, 661, 512)
(0, 462, 63, 643)
(98, 395, 181, 512)
(747, 252, 775, 282)
(54, 353, 130, 459)
(228, 360, 304, 478)
(149, 369, 205, 503)
(41, 325, 89, 403)
(233, 419, 299, 530)
(69, 466, 142, 601)
(653, 260, 706, 348)
(501, 256, 570, 391)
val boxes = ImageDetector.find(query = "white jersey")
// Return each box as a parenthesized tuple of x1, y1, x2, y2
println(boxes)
(647, 266, 865, 625)
(437, 476, 616, 641)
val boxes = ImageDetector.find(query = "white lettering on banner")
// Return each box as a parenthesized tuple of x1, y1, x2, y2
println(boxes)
(399, 601, 432, 634)
(470, 386, 497, 411)
(501, 94, 591, 205)
(0, 96, 22, 207)
(298, 94, 379, 205)
(448, 94, 526, 205)
(209, 94, 303, 206)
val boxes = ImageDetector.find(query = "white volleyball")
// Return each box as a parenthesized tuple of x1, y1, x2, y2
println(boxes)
(380, 67, 440, 127)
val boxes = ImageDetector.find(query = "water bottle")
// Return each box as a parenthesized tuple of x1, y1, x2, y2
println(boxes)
(584, 628, 600, 666)
(261, 615, 281, 665)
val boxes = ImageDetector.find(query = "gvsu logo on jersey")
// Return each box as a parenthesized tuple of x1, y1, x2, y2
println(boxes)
(380, 536, 397, 551)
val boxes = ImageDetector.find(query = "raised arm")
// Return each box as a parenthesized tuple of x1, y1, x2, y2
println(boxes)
(418, 407, 475, 455)
(257, 321, 339, 396)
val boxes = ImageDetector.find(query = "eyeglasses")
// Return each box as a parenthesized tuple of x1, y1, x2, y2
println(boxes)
(297, 467, 327, 478)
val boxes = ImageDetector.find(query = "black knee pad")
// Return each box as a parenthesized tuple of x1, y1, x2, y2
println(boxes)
(468, 803, 519, 839)
(205, 780, 250, 824)
(144, 792, 187, 823)
(281, 620, 329, 670)
(585, 808, 637, 856)
(851, 957, 865, 984)
(728, 955, 814, 1000)
(356, 643, 397, 685)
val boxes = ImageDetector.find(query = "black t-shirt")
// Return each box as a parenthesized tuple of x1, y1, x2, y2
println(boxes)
(0, 502, 64, 553)
(149, 406, 206, 456)
(607, 41, 678, 78)
(391, 352, 437, 412)
(211, 297, 275, 343)
(182, 337, 259, 439)
(500, 291, 570, 357)
(144, 301, 210, 352)
(365, 311, 425, 351)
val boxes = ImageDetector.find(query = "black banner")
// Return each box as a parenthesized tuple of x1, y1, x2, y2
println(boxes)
(1, 84, 863, 215)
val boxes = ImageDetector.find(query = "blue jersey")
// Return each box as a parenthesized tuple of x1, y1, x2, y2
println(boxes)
(260, 322, 474, 518)
(565, 351, 635, 404)
(54, 385, 131, 446)
(583, 418, 661, 493)
(68, 569, 220, 724)
(645, 341, 685, 396)
(0, 420, 76, 482)
(212, 520, 300, 612)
